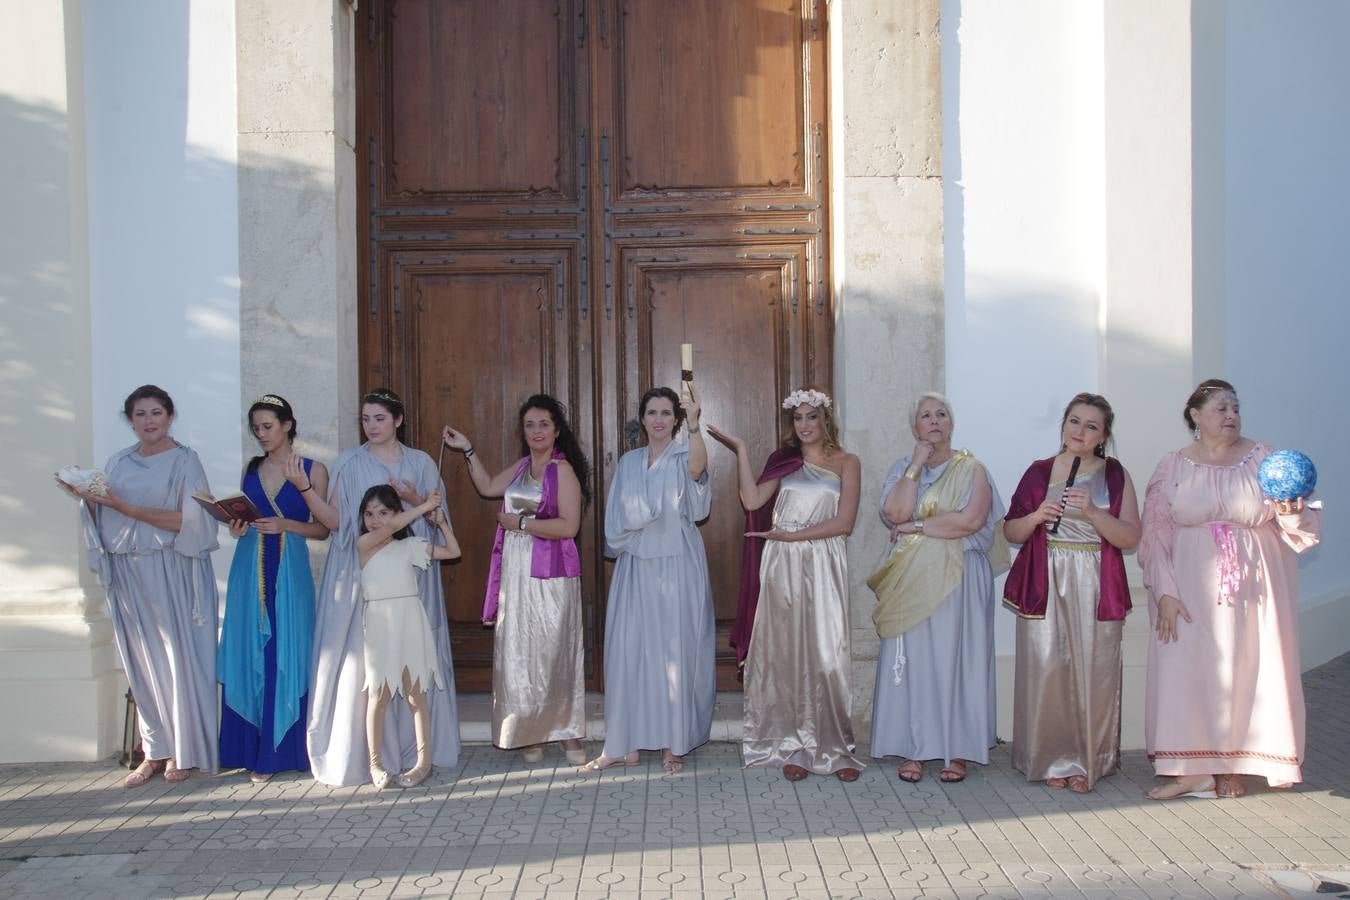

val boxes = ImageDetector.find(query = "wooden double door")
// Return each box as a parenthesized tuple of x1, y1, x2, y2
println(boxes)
(357, 0, 833, 691)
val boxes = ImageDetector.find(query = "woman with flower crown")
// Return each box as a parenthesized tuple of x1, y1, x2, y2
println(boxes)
(218, 394, 330, 782)
(302, 388, 460, 788)
(708, 387, 866, 782)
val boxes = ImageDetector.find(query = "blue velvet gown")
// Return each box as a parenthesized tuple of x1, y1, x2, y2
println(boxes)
(219, 459, 316, 774)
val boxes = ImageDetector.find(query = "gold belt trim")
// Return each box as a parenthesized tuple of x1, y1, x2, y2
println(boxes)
(1048, 540, 1101, 552)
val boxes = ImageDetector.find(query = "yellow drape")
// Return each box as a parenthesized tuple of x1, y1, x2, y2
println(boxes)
(868, 450, 1010, 638)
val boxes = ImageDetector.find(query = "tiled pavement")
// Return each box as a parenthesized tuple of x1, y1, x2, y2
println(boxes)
(2, 655, 1349, 898)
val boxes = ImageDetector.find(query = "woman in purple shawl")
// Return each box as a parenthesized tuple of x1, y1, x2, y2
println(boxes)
(1003, 392, 1140, 793)
(442, 394, 589, 766)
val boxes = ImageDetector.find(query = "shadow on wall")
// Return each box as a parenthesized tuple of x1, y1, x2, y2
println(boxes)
(0, 90, 338, 603)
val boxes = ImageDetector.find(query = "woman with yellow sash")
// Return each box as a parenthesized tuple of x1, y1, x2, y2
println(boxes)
(868, 393, 1008, 783)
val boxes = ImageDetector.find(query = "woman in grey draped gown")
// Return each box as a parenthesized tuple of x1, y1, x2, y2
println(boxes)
(588, 385, 714, 774)
(870, 392, 1006, 784)
(58, 385, 219, 786)
(303, 388, 460, 787)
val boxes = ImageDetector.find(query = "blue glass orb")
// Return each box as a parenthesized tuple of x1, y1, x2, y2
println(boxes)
(1258, 450, 1317, 501)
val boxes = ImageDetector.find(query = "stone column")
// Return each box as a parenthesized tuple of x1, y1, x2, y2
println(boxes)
(0, 0, 124, 762)
(836, 0, 946, 735)
(236, 0, 360, 470)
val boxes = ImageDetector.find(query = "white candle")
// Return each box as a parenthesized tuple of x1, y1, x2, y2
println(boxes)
(680, 343, 694, 371)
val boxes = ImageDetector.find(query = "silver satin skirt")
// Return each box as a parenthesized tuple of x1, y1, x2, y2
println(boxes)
(492, 530, 585, 748)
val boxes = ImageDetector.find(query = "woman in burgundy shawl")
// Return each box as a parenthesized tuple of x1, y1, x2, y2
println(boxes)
(710, 387, 865, 783)
(1003, 393, 1140, 792)
(442, 395, 590, 766)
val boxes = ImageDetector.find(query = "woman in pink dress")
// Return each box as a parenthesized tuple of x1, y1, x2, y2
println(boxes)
(1140, 379, 1322, 800)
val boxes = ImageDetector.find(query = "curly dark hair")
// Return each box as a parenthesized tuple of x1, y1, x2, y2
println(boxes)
(358, 484, 413, 540)
(518, 394, 592, 511)
(638, 386, 687, 438)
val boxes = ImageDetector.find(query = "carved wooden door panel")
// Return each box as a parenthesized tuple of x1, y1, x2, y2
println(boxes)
(358, 0, 830, 692)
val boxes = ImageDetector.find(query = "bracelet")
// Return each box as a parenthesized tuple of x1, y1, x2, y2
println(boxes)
(903, 464, 921, 482)
(464, 447, 475, 459)
(914, 520, 925, 533)
(517, 512, 527, 531)
(298, 483, 313, 493)
(687, 424, 700, 434)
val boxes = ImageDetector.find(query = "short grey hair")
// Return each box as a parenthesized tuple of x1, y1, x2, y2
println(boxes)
(909, 391, 953, 429)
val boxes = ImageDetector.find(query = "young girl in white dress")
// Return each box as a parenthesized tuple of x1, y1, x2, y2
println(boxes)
(357, 485, 460, 788)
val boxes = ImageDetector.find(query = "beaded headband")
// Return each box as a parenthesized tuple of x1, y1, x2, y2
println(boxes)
(782, 389, 832, 411)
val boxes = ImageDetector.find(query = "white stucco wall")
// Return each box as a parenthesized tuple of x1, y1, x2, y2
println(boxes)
(1216, 1, 1350, 659)
(945, 0, 1350, 748)
(83, 0, 242, 577)
(941, 0, 1107, 659)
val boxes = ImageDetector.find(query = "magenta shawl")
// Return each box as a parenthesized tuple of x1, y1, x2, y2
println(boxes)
(1002, 455, 1131, 621)
(729, 446, 804, 664)
(481, 453, 581, 624)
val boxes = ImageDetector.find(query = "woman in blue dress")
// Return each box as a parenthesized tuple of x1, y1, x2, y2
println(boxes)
(219, 394, 330, 781)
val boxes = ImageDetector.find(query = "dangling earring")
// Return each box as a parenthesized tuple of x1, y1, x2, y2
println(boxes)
(1192, 427, 1200, 441)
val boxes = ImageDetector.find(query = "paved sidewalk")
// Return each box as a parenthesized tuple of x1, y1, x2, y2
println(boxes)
(1, 655, 1349, 899)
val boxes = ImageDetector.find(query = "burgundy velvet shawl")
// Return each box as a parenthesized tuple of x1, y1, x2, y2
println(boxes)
(729, 446, 804, 664)
(1002, 455, 1131, 621)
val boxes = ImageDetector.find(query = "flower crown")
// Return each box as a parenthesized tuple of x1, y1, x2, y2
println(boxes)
(782, 389, 832, 411)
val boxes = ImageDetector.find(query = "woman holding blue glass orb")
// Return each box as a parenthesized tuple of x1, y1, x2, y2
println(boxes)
(1139, 379, 1322, 800)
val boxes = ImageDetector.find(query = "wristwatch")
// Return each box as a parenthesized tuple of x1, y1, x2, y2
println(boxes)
(914, 520, 925, 533)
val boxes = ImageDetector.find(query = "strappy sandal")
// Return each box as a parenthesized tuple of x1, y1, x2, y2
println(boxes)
(1215, 774, 1246, 798)
(661, 751, 684, 774)
(162, 761, 191, 783)
(897, 759, 924, 783)
(124, 759, 165, 788)
(582, 752, 639, 772)
(396, 762, 432, 788)
(939, 760, 967, 783)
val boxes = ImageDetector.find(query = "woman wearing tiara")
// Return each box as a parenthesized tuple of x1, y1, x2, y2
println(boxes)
(218, 394, 329, 781)
(709, 387, 866, 782)
(1140, 379, 1321, 799)
(303, 388, 461, 787)
(56, 385, 220, 786)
